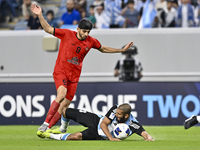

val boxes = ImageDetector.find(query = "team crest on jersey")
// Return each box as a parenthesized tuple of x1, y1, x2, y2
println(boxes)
(85, 47, 89, 51)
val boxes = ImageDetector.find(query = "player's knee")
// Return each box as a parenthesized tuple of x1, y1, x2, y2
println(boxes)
(56, 94, 66, 103)
(67, 132, 82, 140)
(56, 86, 67, 103)
(74, 132, 82, 140)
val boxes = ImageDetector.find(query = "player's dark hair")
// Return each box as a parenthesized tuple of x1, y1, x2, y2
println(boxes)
(118, 103, 131, 115)
(78, 19, 93, 30)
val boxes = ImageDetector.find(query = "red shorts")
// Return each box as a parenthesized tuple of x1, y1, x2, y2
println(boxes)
(53, 72, 78, 101)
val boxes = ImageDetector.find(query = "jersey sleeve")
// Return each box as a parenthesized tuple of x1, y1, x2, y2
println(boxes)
(54, 28, 68, 39)
(105, 105, 118, 121)
(129, 121, 145, 136)
(92, 37, 101, 49)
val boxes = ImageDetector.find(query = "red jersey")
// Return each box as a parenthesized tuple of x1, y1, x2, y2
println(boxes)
(53, 28, 101, 82)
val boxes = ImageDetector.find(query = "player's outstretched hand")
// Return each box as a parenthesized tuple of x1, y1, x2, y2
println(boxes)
(145, 138, 155, 141)
(109, 137, 121, 141)
(122, 42, 133, 52)
(31, 4, 42, 15)
(145, 135, 155, 141)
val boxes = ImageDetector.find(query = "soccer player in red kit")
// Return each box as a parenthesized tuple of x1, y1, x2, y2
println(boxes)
(31, 4, 133, 133)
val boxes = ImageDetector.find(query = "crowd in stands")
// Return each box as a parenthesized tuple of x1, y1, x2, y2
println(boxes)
(0, 0, 21, 23)
(1, 0, 200, 30)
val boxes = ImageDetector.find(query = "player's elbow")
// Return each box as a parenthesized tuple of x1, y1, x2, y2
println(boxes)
(98, 48, 104, 53)
(98, 46, 106, 53)
(100, 122, 104, 129)
(100, 50, 105, 53)
(100, 121, 107, 129)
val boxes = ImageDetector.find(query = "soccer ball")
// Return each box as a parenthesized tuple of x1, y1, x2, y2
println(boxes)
(113, 123, 130, 140)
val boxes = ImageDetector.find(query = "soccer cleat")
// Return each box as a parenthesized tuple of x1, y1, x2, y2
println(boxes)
(37, 130, 51, 139)
(46, 128, 66, 134)
(38, 123, 49, 132)
(184, 115, 198, 129)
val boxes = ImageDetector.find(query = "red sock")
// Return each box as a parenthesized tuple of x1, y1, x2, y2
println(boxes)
(48, 111, 61, 128)
(45, 101, 60, 123)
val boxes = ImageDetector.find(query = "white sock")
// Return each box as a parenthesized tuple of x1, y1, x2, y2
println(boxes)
(50, 133, 71, 140)
(43, 122, 50, 130)
(43, 122, 49, 126)
(196, 115, 200, 123)
(59, 116, 70, 132)
(50, 134, 63, 140)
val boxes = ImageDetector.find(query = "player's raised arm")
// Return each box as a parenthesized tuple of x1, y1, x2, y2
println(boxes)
(31, 4, 54, 35)
(100, 117, 120, 141)
(98, 42, 133, 53)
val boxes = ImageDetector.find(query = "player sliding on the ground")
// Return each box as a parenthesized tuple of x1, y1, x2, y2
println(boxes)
(31, 4, 134, 133)
(37, 103, 154, 141)
(184, 115, 200, 129)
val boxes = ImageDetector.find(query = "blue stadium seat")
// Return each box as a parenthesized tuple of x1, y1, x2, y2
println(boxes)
(60, 24, 78, 29)
(59, 0, 67, 12)
(14, 21, 28, 30)
(55, 10, 66, 19)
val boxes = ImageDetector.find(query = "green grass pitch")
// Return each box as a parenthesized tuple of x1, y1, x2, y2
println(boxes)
(0, 125, 199, 150)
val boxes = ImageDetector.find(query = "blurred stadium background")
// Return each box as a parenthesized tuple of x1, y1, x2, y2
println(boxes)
(1, 0, 200, 129)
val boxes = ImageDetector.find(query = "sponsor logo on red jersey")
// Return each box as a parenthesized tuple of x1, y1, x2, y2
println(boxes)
(67, 57, 80, 65)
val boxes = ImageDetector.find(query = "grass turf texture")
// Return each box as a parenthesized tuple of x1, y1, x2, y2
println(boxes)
(0, 125, 199, 150)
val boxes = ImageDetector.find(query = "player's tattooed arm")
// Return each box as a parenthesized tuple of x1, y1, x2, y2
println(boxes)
(100, 116, 120, 141)
(31, 4, 54, 34)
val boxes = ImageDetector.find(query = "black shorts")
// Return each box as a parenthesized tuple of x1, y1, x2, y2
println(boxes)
(65, 108, 103, 140)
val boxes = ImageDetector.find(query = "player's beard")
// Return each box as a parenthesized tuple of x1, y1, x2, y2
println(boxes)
(117, 116, 127, 123)
(79, 33, 87, 40)
(81, 35, 87, 40)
